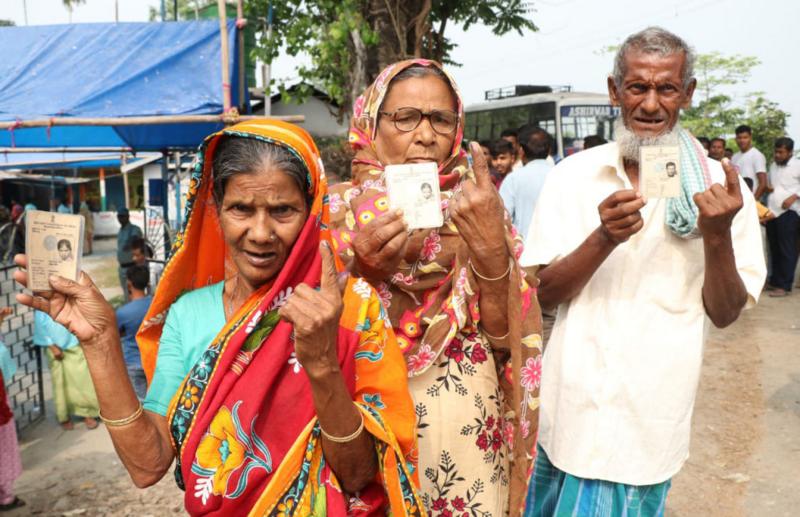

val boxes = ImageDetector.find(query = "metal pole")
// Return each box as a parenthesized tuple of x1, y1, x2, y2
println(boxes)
(160, 0, 166, 22)
(115, 0, 119, 22)
(173, 152, 182, 229)
(23, 0, 29, 25)
(236, 0, 245, 112)
(99, 168, 107, 211)
(263, 2, 273, 115)
(122, 154, 130, 209)
(217, 0, 233, 115)
(173, 0, 178, 20)
(160, 152, 169, 257)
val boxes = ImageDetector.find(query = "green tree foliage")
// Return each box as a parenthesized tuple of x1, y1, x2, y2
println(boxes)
(680, 52, 789, 156)
(245, 0, 537, 114)
(0, 20, 15, 27)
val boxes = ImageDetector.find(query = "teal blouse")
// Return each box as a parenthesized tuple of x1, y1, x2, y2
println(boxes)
(33, 311, 79, 350)
(143, 282, 226, 416)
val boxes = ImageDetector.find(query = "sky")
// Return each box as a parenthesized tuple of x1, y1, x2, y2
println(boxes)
(3, 0, 799, 140)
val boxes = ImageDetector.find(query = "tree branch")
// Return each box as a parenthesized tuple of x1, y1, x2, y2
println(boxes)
(413, 0, 432, 58)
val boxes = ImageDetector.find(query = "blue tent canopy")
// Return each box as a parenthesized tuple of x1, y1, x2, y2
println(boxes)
(0, 21, 246, 151)
(0, 151, 162, 171)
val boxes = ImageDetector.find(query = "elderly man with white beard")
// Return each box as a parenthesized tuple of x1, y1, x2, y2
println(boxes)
(520, 27, 766, 516)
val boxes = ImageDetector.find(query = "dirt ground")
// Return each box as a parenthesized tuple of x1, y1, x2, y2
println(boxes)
(6, 240, 800, 516)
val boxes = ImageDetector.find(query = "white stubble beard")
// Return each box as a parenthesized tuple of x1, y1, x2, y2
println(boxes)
(614, 118, 681, 163)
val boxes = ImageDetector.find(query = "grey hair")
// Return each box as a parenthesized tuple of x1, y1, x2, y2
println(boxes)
(613, 27, 695, 89)
(211, 136, 310, 207)
(382, 64, 457, 109)
(391, 64, 450, 84)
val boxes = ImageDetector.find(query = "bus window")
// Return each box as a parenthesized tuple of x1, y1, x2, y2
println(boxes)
(559, 104, 619, 156)
(463, 102, 557, 142)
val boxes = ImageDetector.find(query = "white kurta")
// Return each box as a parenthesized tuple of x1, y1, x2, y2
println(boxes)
(521, 142, 766, 485)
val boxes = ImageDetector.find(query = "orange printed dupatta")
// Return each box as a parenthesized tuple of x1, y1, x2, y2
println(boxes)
(137, 120, 422, 516)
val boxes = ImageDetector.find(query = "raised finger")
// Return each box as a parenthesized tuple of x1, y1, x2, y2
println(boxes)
(469, 141, 493, 190)
(319, 241, 342, 295)
(721, 158, 741, 198)
(13, 254, 27, 268)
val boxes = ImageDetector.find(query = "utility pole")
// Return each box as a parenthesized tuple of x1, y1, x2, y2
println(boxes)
(262, 1, 273, 115)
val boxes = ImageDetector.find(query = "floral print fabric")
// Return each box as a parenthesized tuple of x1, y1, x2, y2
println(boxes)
(329, 59, 544, 515)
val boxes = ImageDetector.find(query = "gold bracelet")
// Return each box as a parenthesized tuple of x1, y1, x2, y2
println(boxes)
(320, 409, 365, 444)
(470, 257, 512, 282)
(483, 327, 510, 342)
(99, 402, 144, 428)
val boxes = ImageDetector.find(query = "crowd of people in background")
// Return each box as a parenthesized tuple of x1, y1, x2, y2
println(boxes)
(481, 122, 797, 304)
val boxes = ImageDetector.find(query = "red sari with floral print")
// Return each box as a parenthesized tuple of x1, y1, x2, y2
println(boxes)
(138, 120, 422, 516)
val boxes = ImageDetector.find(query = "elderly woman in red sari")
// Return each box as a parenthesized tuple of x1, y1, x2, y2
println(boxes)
(15, 121, 422, 515)
(329, 60, 543, 515)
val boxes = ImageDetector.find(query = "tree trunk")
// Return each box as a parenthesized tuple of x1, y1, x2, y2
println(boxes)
(349, 28, 369, 116)
(412, 0, 432, 58)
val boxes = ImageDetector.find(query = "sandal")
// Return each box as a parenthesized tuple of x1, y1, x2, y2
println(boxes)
(84, 417, 99, 430)
(0, 497, 26, 512)
(768, 289, 789, 298)
(60, 420, 74, 431)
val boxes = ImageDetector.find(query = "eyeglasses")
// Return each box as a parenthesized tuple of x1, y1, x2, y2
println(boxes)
(378, 107, 459, 135)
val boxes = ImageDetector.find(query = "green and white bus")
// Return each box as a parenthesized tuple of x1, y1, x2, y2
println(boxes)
(464, 86, 620, 158)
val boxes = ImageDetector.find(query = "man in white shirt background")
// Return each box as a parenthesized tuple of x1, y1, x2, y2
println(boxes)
(499, 124, 554, 240)
(732, 124, 768, 200)
(765, 137, 800, 297)
(521, 27, 765, 516)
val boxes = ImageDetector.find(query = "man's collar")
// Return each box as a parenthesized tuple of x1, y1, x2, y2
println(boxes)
(598, 142, 634, 188)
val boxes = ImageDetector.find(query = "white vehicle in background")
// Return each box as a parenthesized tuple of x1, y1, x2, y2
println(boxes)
(464, 85, 619, 158)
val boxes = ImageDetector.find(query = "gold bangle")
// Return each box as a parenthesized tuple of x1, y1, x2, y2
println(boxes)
(483, 327, 510, 342)
(470, 257, 512, 282)
(99, 402, 144, 428)
(320, 409, 365, 444)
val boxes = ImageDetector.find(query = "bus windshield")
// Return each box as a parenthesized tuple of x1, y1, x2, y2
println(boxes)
(560, 104, 619, 157)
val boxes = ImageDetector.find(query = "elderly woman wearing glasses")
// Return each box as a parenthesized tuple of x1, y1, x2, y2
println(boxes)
(329, 60, 543, 516)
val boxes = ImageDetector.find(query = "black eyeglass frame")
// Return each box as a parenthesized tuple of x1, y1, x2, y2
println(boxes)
(378, 107, 459, 135)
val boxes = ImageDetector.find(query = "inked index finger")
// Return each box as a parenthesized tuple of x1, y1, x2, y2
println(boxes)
(468, 141, 493, 190)
(319, 241, 340, 294)
(721, 158, 741, 197)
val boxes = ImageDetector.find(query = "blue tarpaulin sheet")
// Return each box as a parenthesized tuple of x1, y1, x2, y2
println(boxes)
(0, 151, 161, 171)
(0, 21, 245, 151)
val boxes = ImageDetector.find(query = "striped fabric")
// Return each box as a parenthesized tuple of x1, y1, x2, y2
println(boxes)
(665, 129, 713, 239)
(524, 447, 671, 517)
